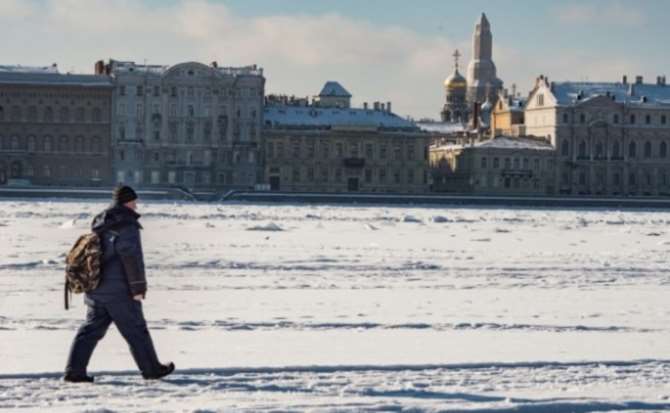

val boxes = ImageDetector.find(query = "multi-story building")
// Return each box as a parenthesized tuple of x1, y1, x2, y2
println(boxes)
(0, 65, 113, 186)
(490, 91, 526, 137)
(263, 82, 431, 193)
(430, 135, 555, 194)
(98, 59, 265, 191)
(525, 74, 670, 195)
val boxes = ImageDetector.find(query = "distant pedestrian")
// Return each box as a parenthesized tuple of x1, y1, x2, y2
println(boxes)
(64, 185, 174, 382)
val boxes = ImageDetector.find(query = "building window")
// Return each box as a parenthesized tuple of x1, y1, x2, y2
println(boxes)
(613, 173, 620, 186)
(27, 106, 37, 122)
(561, 140, 569, 156)
(534, 158, 540, 170)
(645, 114, 651, 125)
(119, 150, 125, 161)
(504, 158, 511, 169)
(171, 87, 177, 97)
(137, 85, 144, 96)
(612, 141, 620, 158)
(407, 144, 415, 160)
(365, 169, 372, 183)
(307, 167, 314, 182)
(188, 105, 194, 117)
(595, 142, 604, 158)
(630, 114, 636, 124)
(379, 169, 386, 183)
(393, 146, 401, 161)
(292, 167, 300, 183)
(321, 142, 330, 158)
(480, 157, 487, 169)
(579, 172, 586, 185)
(579, 113, 585, 124)
(629, 173, 636, 186)
(75, 107, 85, 122)
(320, 168, 328, 182)
(613, 114, 619, 124)
(644, 141, 652, 158)
(394, 171, 401, 184)
(120, 86, 126, 96)
(523, 158, 529, 169)
(578, 140, 587, 158)
(563, 113, 569, 123)
(0, 106, 4, 121)
(380, 145, 387, 159)
(365, 144, 373, 159)
(151, 170, 160, 184)
(661, 141, 667, 158)
(629, 141, 636, 158)
(336, 143, 343, 157)
(43, 107, 53, 122)
(493, 157, 499, 168)
(92, 108, 102, 122)
(407, 169, 415, 184)
(537, 94, 544, 106)
(662, 115, 667, 125)
(335, 168, 342, 183)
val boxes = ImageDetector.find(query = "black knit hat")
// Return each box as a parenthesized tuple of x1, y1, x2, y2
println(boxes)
(113, 185, 138, 205)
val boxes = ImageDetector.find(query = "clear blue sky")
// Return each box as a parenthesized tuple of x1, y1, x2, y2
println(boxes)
(3, 0, 669, 118)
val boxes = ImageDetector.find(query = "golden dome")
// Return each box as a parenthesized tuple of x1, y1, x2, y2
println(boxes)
(444, 69, 467, 90)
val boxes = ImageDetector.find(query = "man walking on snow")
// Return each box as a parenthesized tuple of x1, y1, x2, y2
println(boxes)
(64, 185, 174, 382)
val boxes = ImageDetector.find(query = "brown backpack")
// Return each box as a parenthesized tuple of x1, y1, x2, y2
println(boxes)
(64, 232, 103, 310)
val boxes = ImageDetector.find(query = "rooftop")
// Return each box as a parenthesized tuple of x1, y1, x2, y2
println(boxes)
(551, 80, 670, 106)
(0, 71, 113, 87)
(264, 105, 416, 130)
(433, 136, 554, 151)
(318, 81, 352, 98)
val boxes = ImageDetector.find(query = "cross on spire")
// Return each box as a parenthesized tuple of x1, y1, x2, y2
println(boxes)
(452, 49, 461, 71)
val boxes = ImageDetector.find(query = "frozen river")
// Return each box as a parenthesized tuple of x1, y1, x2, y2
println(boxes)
(1, 199, 670, 411)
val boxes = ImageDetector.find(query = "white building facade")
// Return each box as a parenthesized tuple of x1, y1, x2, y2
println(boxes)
(525, 75, 670, 195)
(99, 60, 265, 191)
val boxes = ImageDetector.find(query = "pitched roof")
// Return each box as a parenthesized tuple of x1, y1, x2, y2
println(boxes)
(0, 71, 112, 87)
(264, 105, 415, 129)
(318, 81, 352, 98)
(551, 81, 670, 106)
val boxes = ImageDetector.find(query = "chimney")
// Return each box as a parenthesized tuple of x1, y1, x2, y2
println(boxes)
(363, 102, 368, 110)
(635, 75, 643, 85)
(373, 101, 380, 111)
(622, 75, 628, 84)
(380, 103, 386, 112)
(94, 60, 105, 75)
(387, 101, 392, 113)
(211, 61, 218, 68)
(472, 102, 480, 130)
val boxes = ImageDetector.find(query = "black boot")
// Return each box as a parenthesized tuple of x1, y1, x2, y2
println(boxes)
(143, 362, 175, 380)
(63, 373, 94, 383)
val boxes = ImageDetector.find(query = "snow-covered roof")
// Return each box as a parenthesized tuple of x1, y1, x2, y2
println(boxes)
(417, 122, 466, 134)
(318, 81, 351, 98)
(264, 105, 416, 129)
(476, 136, 554, 150)
(432, 136, 554, 152)
(0, 72, 113, 87)
(551, 81, 670, 106)
(0, 65, 59, 74)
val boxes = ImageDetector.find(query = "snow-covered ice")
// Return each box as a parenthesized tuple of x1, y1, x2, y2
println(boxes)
(1, 199, 670, 411)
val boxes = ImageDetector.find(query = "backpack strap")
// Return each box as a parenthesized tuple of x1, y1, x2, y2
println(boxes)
(64, 278, 70, 310)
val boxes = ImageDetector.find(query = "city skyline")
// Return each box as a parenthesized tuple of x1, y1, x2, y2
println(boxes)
(1, 0, 668, 119)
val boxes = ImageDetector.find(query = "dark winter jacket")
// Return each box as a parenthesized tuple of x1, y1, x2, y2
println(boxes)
(86, 204, 147, 300)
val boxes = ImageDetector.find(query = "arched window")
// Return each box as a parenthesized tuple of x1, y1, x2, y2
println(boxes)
(11, 106, 22, 121)
(661, 141, 667, 158)
(578, 140, 587, 157)
(58, 136, 68, 152)
(44, 107, 54, 122)
(59, 107, 70, 123)
(92, 107, 102, 122)
(629, 141, 636, 158)
(612, 141, 620, 158)
(561, 139, 569, 156)
(93, 137, 102, 153)
(44, 136, 53, 152)
(595, 142, 604, 158)
(27, 106, 37, 122)
(644, 141, 652, 158)
(11, 136, 19, 150)
(75, 107, 85, 123)
(27, 136, 36, 152)
(75, 136, 84, 153)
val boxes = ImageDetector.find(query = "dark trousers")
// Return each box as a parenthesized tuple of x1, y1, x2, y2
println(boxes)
(66, 297, 161, 377)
